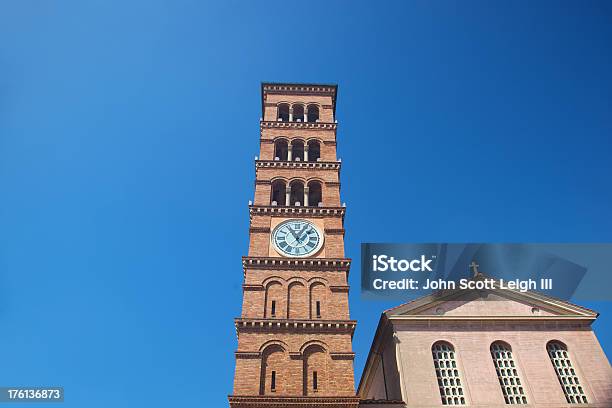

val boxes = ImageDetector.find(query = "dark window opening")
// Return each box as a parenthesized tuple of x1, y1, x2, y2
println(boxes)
(271, 300, 276, 316)
(274, 139, 288, 161)
(291, 140, 304, 161)
(293, 104, 304, 122)
(271, 370, 276, 391)
(289, 181, 304, 206)
(313, 371, 318, 390)
(277, 104, 289, 122)
(315, 301, 321, 318)
(307, 104, 319, 122)
(271, 180, 286, 206)
(307, 181, 322, 207)
(307, 140, 321, 162)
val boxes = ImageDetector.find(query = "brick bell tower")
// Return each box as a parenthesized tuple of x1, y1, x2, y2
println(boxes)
(228, 83, 359, 408)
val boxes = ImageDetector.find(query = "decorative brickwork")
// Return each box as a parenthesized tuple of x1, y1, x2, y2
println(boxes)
(230, 83, 358, 408)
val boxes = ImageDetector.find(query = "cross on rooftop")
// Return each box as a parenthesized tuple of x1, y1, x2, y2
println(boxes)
(469, 261, 480, 276)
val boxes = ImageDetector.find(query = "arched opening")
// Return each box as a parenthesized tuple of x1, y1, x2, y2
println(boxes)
(307, 181, 322, 207)
(291, 140, 304, 161)
(302, 344, 327, 396)
(265, 281, 284, 318)
(307, 104, 319, 122)
(432, 341, 465, 405)
(287, 281, 308, 318)
(289, 180, 304, 206)
(490, 341, 528, 405)
(277, 104, 290, 122)
(271, 180, 286, 206)
(292, 104, 305, 122)
(310, 282, 326, 318)
(274, 139, 288, 161)
(307, 140, 321, 162)
(547, 341, 588, 404)
(259, 344, 286, 395)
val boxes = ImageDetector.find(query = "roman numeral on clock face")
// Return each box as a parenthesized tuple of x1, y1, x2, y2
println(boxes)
(272, 220, 323, 257)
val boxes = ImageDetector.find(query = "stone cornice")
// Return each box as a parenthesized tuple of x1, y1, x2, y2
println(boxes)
(255, 160, 341, 171)
(260, 121, 337, 131)
(236, 349, 355, 361)
(262, 82, 337, 96)
(324, 228, 345, 236)
(242, 256, 351, 274)
(249, 205, 346, 219)
(242, 284, 264, 291)
(229, 395, 360, 408)
(235, 318, 357, 335)
(249, 227, 270, 233)
(242, 284, 349, 292)
(388, 315, 596, 323)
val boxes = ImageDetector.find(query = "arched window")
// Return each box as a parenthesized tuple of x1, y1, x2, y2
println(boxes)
(291, 140, 304, 161)
(547, 341, 588, 404)
(307, 140, 321, 162)
(307, 104, 319, 122)
(287, 281, 307, 319)
(264, 281, 284, 318)
(289, 180, 304, 206)
(277, 104, 289, 122)
(271, 180, 286, 206)
(307, 181, 322, 207)
(302, 344, 327, 395)
(274, 139, 288, 161)
(432, 342, 465, 405)
(292, 104, 305, 122)
(310, 282, 326, 319)
(259, 344, 286, 395)
(490, 342, 528, 405)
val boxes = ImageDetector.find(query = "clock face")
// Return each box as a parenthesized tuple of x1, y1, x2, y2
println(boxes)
(271, 219, 324, 257)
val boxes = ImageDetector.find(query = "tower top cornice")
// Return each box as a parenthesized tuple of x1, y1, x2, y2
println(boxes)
(261, 82, 338, 116)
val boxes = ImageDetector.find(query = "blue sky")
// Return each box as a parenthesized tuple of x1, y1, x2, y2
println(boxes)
(1, 1, 611, 407)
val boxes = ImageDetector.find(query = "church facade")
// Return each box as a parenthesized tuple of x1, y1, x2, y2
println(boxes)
(358, 273, 612, 407)
(229, 83, 359, 408)
(228, 82, 612, 408)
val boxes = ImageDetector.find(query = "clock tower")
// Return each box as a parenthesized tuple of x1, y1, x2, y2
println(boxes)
(229, 83, 359, 408)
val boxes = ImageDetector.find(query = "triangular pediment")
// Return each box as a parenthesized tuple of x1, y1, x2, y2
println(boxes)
(385, 277, 597, 319)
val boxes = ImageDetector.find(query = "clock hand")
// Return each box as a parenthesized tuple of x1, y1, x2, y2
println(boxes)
(297, 224, 309, 239)
(287, 226, 300, 239)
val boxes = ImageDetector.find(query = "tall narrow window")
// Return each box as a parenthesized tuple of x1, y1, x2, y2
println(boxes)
(547, 341, 588, 404)
(313, 371, 318, 390)
(270, 370, 276, 391)
(432, 342, 465, 405)
(315, 301, 321, 318)
(490, 342, 527, 405)
(271, 300, 276, 317)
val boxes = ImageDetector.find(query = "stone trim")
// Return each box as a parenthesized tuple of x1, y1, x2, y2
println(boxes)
(325, 228, 345, 236)
(235, 318, 356, 335)
(255, 179, 271, 185)
(260, 121, 337, 131)
(242, 284, 264, 291)
(235, 351, 261, 359)
(229, 395, 360, 408)
(255, 160, 341, 171)
(243, 256, 351, 272)
(249, 205, 346, 218)
(326, 181, 341, 187)
(262, 83, 337, 96)
(330, 285, 350, 292)
(389, 315, 596, 322)
(249, 227, 270, 233)
(330, 352, 355, 360)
